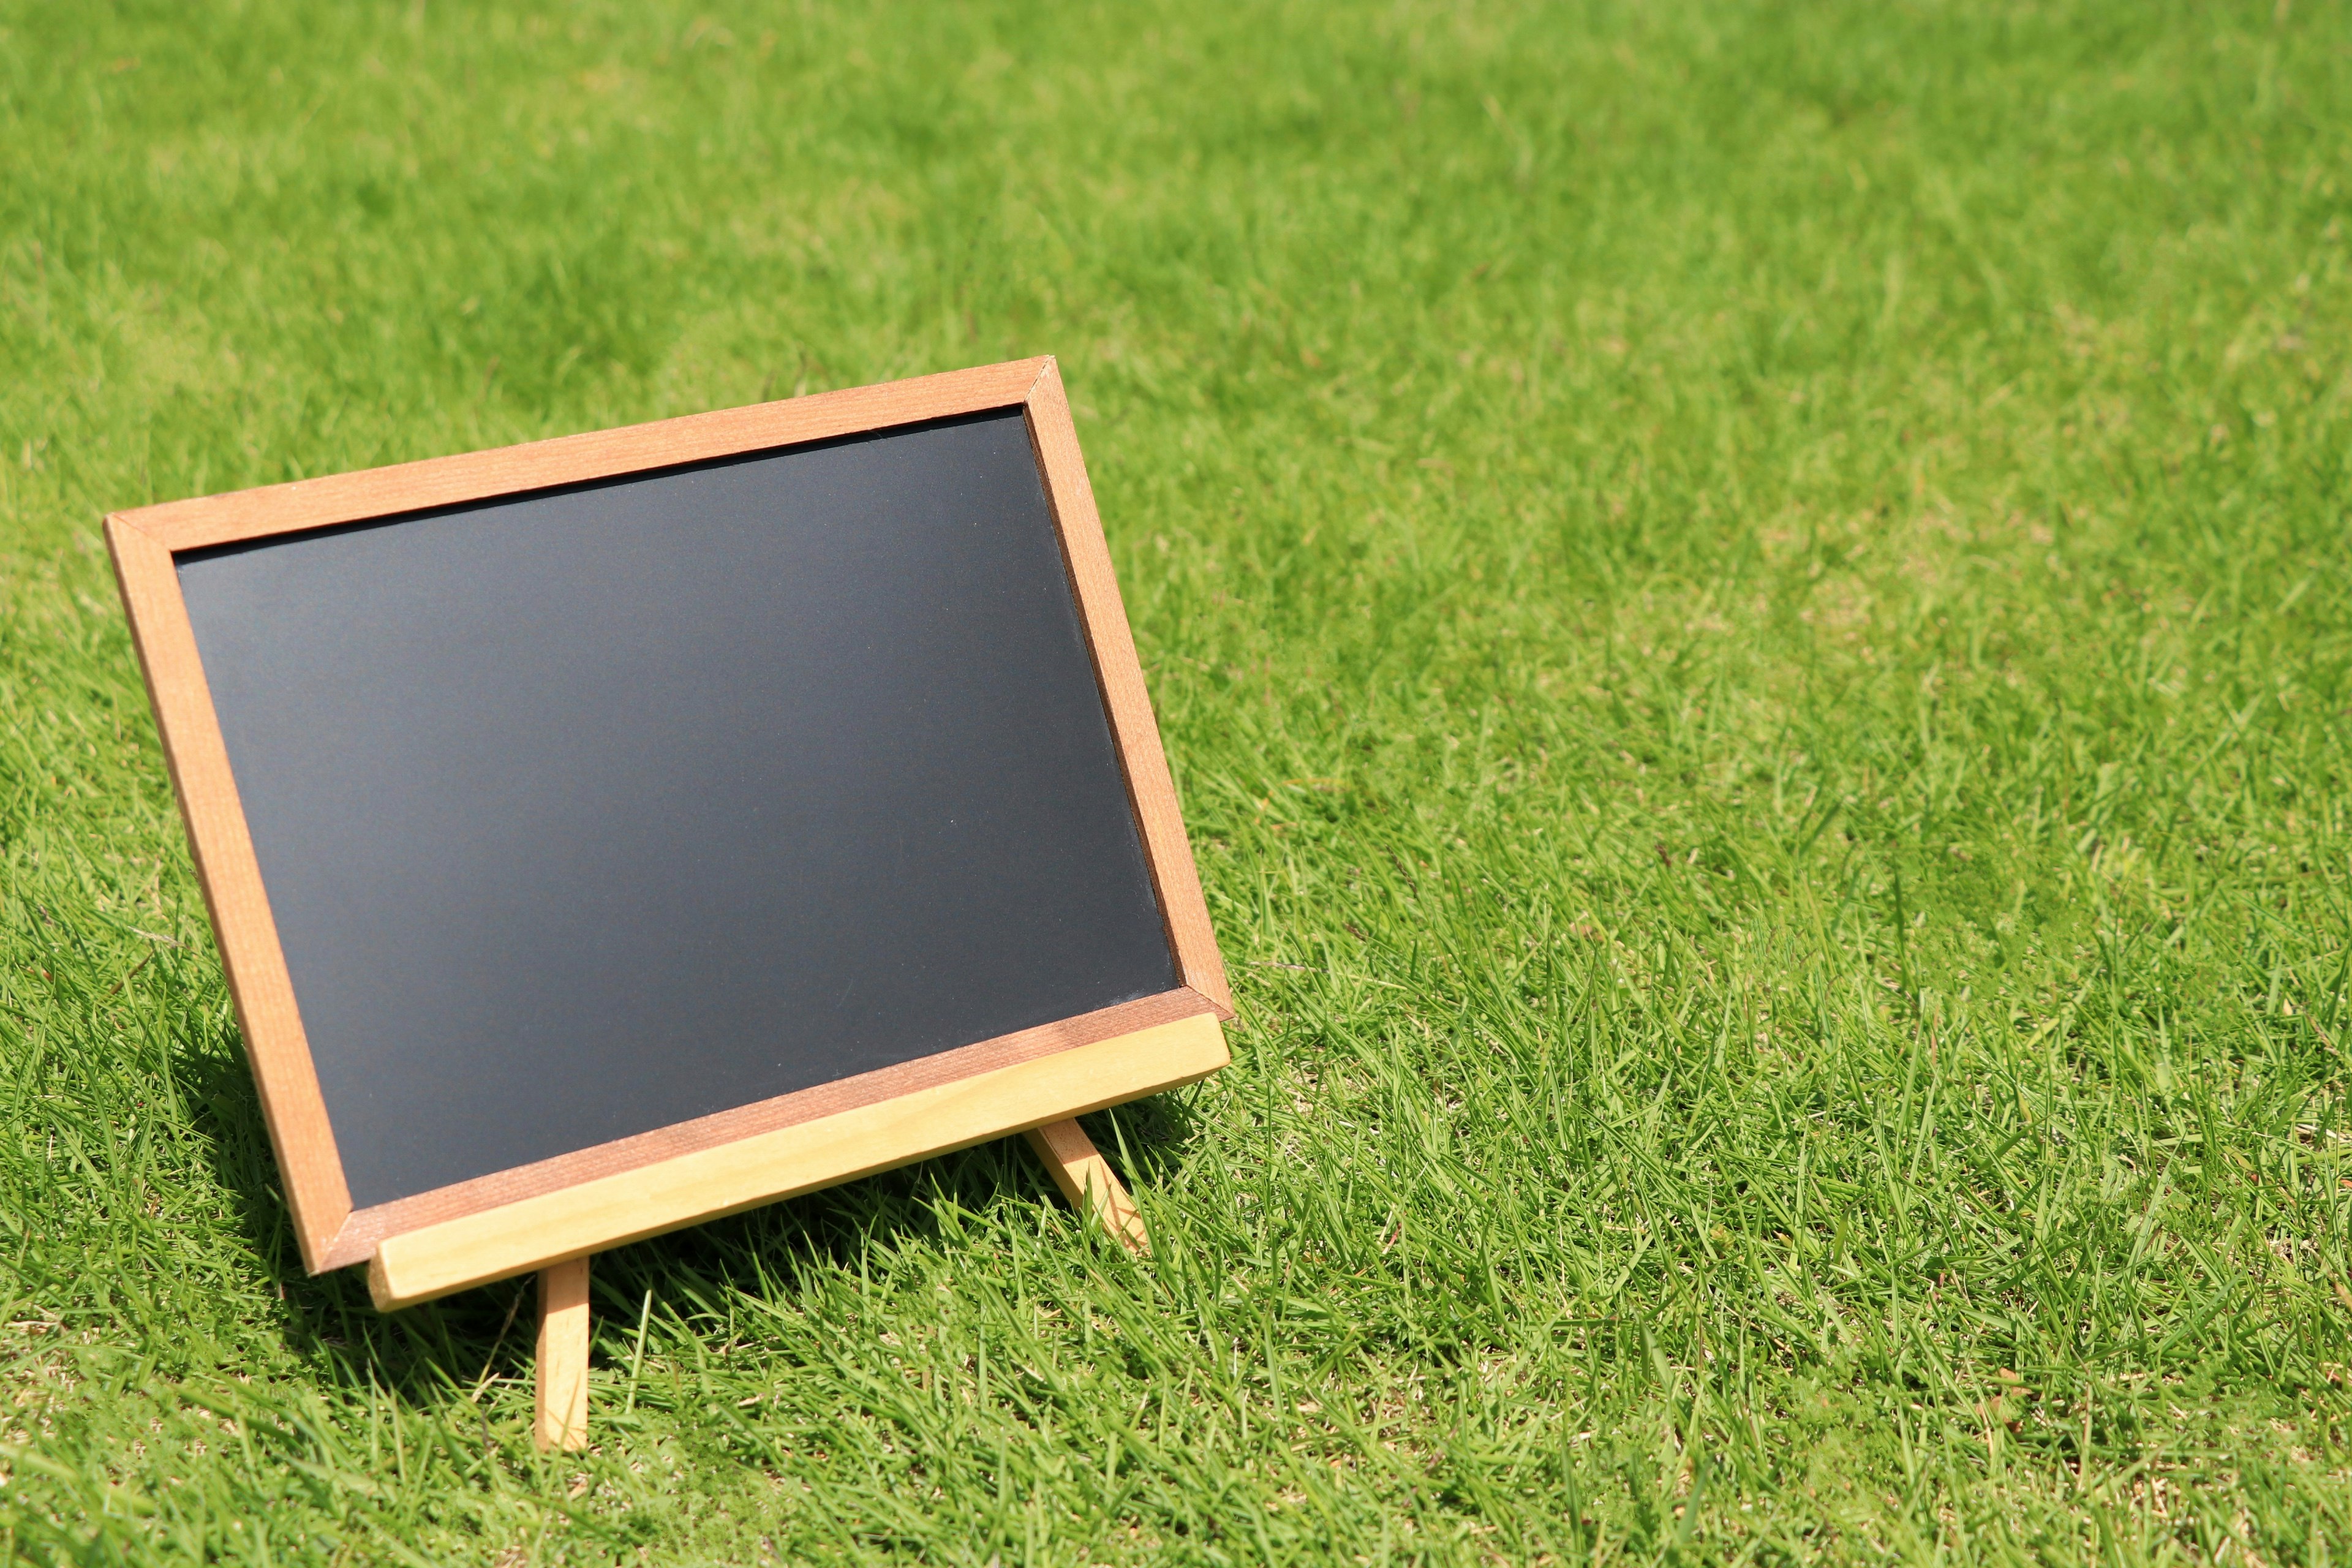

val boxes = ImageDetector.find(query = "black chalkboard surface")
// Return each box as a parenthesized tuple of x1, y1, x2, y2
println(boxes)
(178, 409, 1177, 1209)
(111, 360, 1232, 1322)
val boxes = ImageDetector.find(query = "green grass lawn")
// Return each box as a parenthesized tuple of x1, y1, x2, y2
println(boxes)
(4, 0, 2351, 1561)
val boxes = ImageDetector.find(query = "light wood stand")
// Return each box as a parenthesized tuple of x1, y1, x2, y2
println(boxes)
(534, 1256, 591, 1451)
(524, 1117, 1143, 1449)
(1023, 1116, 1150, 1255)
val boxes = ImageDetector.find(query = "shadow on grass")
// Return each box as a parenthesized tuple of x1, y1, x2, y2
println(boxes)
(177, 1031, 1210, 1421)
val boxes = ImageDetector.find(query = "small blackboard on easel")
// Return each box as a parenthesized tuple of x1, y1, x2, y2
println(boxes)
(107, 359, 1231, 1449)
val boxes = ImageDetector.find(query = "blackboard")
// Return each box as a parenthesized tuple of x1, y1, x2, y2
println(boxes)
(109, 359, 1231, 1299)
(178, 407, 1177, 1210)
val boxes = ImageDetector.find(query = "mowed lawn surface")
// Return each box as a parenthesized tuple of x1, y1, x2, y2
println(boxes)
(4, 1, 2351, 1561)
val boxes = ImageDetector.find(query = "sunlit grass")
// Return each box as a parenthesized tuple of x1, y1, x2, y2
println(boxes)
(2, 1, 2350, 1561)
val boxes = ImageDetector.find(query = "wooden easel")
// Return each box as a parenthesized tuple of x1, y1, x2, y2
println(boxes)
(529, 1117, 1145, 1450)
(109, 359, 1236, 1458)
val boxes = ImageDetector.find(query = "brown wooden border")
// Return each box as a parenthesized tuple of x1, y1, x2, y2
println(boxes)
(106, 357, 1231, 1284)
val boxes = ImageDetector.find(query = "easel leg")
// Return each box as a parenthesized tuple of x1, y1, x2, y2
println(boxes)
(535, 1256, 590, 1452)
(1023, 1118, 1150, 1255)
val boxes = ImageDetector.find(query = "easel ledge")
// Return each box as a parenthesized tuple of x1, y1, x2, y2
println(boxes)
(373, 1011, 1224, 1311)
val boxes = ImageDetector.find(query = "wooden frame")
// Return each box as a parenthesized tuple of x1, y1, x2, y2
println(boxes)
(107, 357, 1232, 1303)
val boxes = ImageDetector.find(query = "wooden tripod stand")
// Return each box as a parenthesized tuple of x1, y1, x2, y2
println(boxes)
(530, 1117, 1145, 1450)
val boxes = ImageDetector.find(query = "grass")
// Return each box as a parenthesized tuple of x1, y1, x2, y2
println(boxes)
(3, 0, 2351, 1560)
